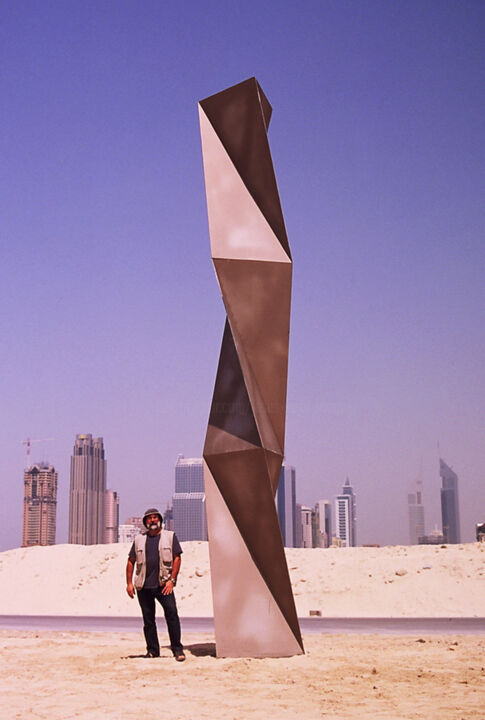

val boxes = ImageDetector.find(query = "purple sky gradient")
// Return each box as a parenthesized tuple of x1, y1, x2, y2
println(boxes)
(1, 1, 484, 550)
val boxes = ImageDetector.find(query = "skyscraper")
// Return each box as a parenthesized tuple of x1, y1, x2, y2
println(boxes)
(335, 477, 357, 547)
(408, 481, 425, 545)
(68, 434, 107, 545)
(104, 489, 119, 543)
(172, 455, 207, 541)
(294, 503, 303, 548)
(313, 500, 332, 548)
(300, 506, 313, 547)
(275, 464, 297, 547)
(440, 458, 461, 544)
(22, 463, 58, 547)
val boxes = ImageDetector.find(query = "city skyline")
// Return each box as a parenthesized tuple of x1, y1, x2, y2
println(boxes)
(10, 440, 480, 551)
(2, 2, 484, 551)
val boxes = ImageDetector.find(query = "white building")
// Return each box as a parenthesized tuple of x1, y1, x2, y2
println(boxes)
(335, 478, 357, 547)
(118, 524, 138, 543)
(300, 505, 313, 548)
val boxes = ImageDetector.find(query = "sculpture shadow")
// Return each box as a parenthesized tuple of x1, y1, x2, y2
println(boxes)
(187, 642, 216, 657)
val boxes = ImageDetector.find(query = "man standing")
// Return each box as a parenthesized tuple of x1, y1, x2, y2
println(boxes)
(126, 508, 185, 661)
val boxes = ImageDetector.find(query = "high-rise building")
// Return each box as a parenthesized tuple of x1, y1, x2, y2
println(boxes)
(300, 506, 313, 548)
(295, 503, 303, 548)
(440, 458, 461, 544)
(22, 463, 58, 547)
(276, 464, 297, 547)
(104, 489, 119, 543)
(163, 504, 174, 531)
(68, 434, 107, 545)
(335, 477, 357, 547)
(408, 481, 425, 545)
(312, 500, 332, 548)
(172, 455, 207, 541)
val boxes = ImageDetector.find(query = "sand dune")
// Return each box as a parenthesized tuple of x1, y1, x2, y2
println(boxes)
(0, 541, 484, 617)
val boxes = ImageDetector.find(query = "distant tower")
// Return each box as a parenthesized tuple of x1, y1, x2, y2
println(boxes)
(295, 503, 303, 548)
(440, 458, 461, 543)
(275, 464, 297, 547)
(313, 500, 332, 548)
(335, 477, 357, 547)
(172, 455, 207, 541)
(408, 470, 425, 545)
(104, 489, 119, 543)
(68, 434, 107, 545)
(300, 506, 313, 548)
(22, 463, 58, 547)
(163, 504, 174, 531)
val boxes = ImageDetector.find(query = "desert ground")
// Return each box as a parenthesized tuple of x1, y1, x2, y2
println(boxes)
(1, 630, 484, 719)
(1, 542, 484, 719)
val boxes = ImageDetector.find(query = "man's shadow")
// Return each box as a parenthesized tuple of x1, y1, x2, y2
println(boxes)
(123, 642, 216, 659)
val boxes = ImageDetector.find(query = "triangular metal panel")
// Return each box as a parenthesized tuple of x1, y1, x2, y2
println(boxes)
(264, 449, 284, 497)
(213, 258, 292, 450)
(205, 318, 261, 449)
(204, 447, 303, 649)
(199, 77, 291, 260)
(199, 105, 290, 264)
(204, 461, 303, 657)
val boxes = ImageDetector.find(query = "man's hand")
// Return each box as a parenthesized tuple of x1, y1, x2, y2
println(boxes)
(162, 579, 174, 596)
(126, 557, 135, 598)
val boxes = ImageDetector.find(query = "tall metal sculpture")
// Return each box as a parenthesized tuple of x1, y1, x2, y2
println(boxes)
(199, 78, 303, 658)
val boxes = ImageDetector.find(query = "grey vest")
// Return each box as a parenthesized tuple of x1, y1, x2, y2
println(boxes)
(134, 530, 174, 590)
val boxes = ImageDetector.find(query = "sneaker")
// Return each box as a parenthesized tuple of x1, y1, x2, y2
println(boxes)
(174, 650, 186, 662)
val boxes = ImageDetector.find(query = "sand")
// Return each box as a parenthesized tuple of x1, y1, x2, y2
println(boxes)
(2, 630, 484, 719)
(2, 542, 484, 719)
(0, 540, 484, 617)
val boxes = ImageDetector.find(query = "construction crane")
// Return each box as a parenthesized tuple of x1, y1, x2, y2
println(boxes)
(22, 437, 55, 460)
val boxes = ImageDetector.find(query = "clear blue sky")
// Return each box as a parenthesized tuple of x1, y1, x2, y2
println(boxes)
(1, 1, 484, 550)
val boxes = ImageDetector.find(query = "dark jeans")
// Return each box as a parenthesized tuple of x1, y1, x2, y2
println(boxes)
(137, 586, 183, 656)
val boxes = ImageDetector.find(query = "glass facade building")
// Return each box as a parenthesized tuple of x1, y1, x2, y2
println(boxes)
(276, 464, 297, 547)
(440, 458, 461, 544)
(172, 455, 207, 541)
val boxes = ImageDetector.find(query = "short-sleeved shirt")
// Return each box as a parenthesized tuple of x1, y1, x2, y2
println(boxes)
(129, 532, 182, 589)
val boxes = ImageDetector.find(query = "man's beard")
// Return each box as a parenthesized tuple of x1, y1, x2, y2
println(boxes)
(149, 522, 160, 531)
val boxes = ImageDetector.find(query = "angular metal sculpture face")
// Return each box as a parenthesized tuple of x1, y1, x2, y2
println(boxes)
(199, 78, 303, 658)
